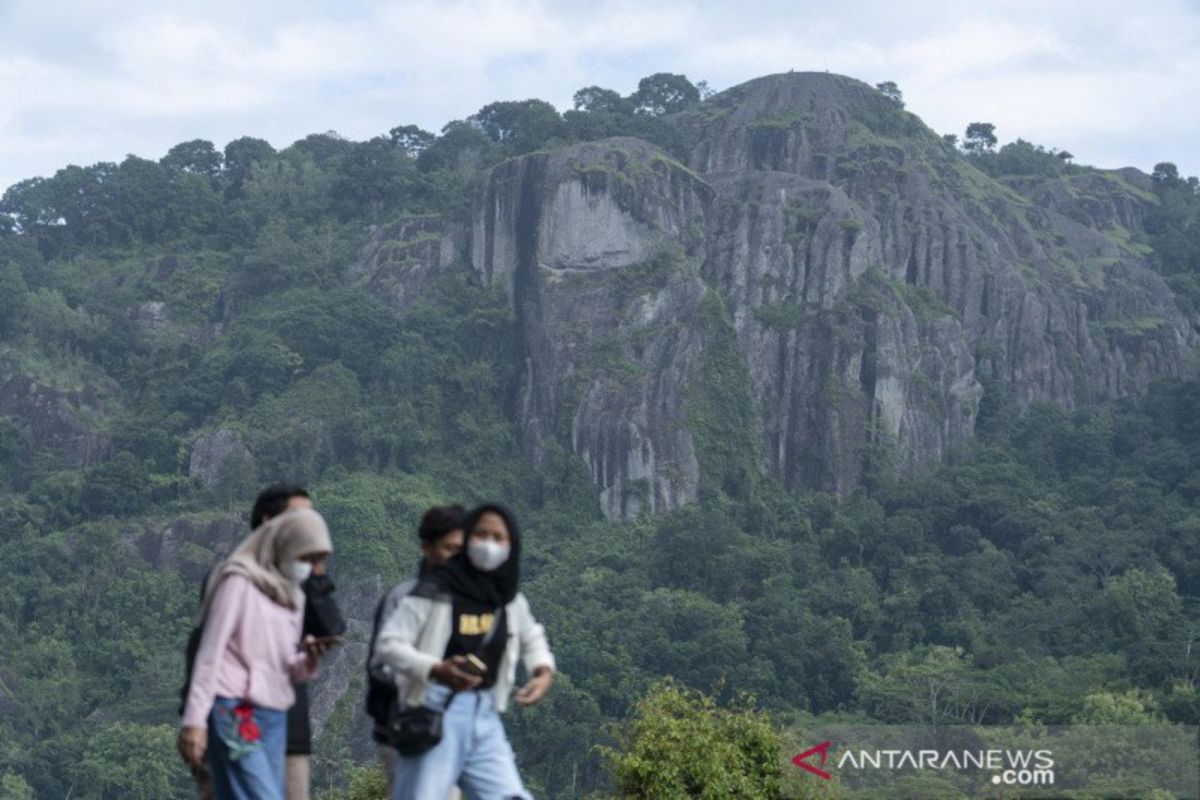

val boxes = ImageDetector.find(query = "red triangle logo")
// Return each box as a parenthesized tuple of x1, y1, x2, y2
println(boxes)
(792, 741, 833, 780)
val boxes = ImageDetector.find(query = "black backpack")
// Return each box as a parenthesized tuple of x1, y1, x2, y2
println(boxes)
(366, 593, 394, 726)
(366, 579, 418, 729)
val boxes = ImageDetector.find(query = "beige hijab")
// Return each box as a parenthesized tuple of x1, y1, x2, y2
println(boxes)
(197, 507, 333, 623)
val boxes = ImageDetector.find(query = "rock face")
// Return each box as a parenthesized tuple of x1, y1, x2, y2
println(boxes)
(376, 73, 1197, 516)
(678, 73, 1194, 496)
(188, 428, 254, 488)
(349, 215, 462, 313)
(472, 138, 716, 519)
(0, 373, 113, 467)
(136, 301, 169, 334)
(135, 513, 246, 583)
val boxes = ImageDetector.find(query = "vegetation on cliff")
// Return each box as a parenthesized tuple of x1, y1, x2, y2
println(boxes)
(1, 72, 1199, 798)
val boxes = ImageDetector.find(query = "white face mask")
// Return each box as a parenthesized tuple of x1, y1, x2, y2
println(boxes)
(468, 539, 510, 572)
(284, 560, 313, 584)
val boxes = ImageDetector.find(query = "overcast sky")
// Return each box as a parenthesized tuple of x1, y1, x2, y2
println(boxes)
(2, 0, 1198, 194)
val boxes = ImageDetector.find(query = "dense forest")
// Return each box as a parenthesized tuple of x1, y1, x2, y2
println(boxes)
(1, 72, 1199, 799)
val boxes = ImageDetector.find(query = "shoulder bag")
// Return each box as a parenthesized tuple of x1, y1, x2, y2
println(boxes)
(385, 606, 505, 756)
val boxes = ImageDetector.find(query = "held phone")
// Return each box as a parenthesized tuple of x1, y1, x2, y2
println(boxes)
(462, 654, 488, 676)
(297, 635, 346, 651)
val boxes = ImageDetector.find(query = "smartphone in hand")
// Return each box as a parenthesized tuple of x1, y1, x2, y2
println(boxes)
(462, 654, 488, 676)
(297, 635, 346, 651)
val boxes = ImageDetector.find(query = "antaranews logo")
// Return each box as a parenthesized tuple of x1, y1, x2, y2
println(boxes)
(791, 741, 832, 780)
(791, 741, 1055, 788)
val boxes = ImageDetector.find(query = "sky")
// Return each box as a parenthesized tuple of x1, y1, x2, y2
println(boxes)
(1, 0, 1198, 194)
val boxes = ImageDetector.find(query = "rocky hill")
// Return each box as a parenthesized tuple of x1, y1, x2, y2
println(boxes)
(4, 68, 1200, 800)
(352, 72, 1196, 518)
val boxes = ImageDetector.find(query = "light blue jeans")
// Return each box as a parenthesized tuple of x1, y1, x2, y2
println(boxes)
(208, 696, 287, 800)
(390, 684, 531, 800)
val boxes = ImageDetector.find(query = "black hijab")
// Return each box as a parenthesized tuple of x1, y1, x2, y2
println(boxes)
(425, 502, 521, 608)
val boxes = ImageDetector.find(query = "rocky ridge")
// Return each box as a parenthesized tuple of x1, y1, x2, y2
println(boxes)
(353, 73, 1197, 516)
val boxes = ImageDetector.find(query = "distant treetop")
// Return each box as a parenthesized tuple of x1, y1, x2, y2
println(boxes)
(875, 81, 904, 107)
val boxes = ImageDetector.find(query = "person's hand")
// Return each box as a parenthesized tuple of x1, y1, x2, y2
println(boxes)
(515, 666, 553, 706)
(429, 656, 483, 690)
(177, 726, 207, 767)
(302, 635, 332, 669)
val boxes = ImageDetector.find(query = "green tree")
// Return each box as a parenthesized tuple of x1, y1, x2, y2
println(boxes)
(111, 156, 176, 242)
(1152, 162, 1181, 184)
(0, 175, 62, 254)
(241, 154, 333, 222)
(81, 451, 153, 517)
(0, 417, 25, 487)
(1087, 566, 1184, 686)
(245, 363, 362, 483)
(1146, 162, 1200, 311)
(631, 73, 700, 116)
(0, 771, 34, 800)
(291, 131, 355, 168)
(1162, 681, 1200, 724)
(606, 679, 784, 800)
(160, 139, 223, 177)
(507, 672, 608, 797)
(962, 122, 997, 154)
(416, 119, 493, 173)
(573, 85, 630, 114)
(222, 136, 277, 197)
(874, 81, 903, 106)
(78, 722, 186, 799)
(470, 99, 565, 155)
(861, 646, 1014, 725)
(0, 260, 29, 336)
(992, 138, 1065, 177)
(1071, 689, 1163, 725)
(330, 136, 415, 221)
(387, 124, 436, 158)
(199, 325, 304, 407)
(314, 764, 388, 800)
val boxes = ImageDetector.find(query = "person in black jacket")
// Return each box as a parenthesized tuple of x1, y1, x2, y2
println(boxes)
(367, 505, 465, 797)
(181, 484, 345, 800)
(288, 511, 346, 799)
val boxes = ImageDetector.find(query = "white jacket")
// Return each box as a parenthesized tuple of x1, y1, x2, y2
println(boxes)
(373, 590, 555, 713)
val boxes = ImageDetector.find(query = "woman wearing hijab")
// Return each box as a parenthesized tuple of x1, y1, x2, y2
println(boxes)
(374, 503, 555, 800)
(178, 507, 335, 800)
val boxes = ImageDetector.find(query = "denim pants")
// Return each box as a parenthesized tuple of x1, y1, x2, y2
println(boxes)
(208, 697, 288, 800)
(391, 684, 530, 800)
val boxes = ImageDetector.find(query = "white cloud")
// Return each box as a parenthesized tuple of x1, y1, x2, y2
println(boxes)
(1, 0, 1198, 191)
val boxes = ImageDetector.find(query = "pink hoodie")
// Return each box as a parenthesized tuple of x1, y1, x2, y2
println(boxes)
(182, 574, 317, 729)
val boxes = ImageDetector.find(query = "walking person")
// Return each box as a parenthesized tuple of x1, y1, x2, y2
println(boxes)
(180, 485, 345, 800)
(375, 503, 555, 800)
(178, 507, 336, 800)
(287, 536, 346, 800)
(367, 505, 466, 796)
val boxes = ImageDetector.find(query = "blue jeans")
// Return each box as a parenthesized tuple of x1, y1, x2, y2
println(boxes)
(391, 684, 530, 800)
(208, 697, 287, 800)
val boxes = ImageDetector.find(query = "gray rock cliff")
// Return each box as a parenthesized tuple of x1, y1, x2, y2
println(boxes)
(471, 138, 715, 519)
(370, 73, 1196, 516)
(0, 372, 114, 467)
(681, 73, 1194, 495)
(188, 428, 255, 488)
